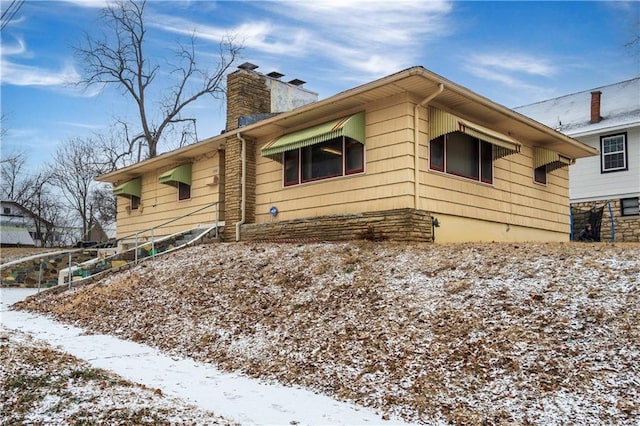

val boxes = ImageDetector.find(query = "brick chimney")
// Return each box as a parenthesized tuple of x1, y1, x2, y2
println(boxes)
(226, 63, 271, 132)
(223, 63, 318, 241)
(590, 91, 602, 123)
(225, 63, 318, 132)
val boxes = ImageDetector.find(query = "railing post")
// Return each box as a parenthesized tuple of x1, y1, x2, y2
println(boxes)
(134, 233, 139, 264)
(151, 228, 155, 259)
(215, 202, 219, 238)
(38, 260, 44, 293)
(68, 252, 72, 289)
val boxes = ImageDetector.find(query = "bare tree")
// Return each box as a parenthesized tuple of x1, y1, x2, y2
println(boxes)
(1, 151, 60, 246)
(49, 138, 110, 241)
(93, 126, 139, 172)
(1, 112, 8, 138)
(90, 184, 117, 227)
(20, 173, 60, 247)
(1, 150, 27, 200)
(76, 0, 241, 159)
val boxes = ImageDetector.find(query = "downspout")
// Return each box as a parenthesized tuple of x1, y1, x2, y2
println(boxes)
(235, 132, 246, 241)
(413, 83, 444, 209)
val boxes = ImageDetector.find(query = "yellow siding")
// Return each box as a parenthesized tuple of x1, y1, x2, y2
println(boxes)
(431, 214, 569, 243)
(115, 152, 223, 242)
(416, 105, 571, 240)
(254, 94, 417, 223)
(253, 95, 573, 241)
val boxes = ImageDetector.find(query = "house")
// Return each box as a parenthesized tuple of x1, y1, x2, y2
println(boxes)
(0, 200, 54, 247)
(516, 78, 640, 242)
(97, 65, 598, 246)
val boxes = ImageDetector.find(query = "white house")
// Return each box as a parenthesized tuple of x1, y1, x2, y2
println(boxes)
(516, 78, 640, 242)
(0, 201, 54, 247)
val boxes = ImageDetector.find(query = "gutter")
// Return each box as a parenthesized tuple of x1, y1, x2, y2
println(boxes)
(413, 83, 444, 209)
(235, 132, 247, 242)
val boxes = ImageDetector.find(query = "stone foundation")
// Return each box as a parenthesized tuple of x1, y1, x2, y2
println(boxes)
(239, 208, 434, 242)
(572, 198, 640, 242)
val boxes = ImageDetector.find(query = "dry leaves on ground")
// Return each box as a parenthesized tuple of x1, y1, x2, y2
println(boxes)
(15, 241, 640, 424)
(0, 329, 234, 425)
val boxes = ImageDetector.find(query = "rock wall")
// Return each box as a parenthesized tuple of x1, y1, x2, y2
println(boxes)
(239, 209, 434, 242)
(572, 199, 640, 242)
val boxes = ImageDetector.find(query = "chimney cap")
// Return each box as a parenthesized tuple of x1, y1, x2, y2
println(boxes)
(238, 62, 259, 71)
(267, 71, 284, 79)
(288, 78, 306, 86)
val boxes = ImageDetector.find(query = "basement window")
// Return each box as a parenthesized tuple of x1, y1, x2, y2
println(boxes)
(621, 197, 639, 216)
(601, 133, 627, 173)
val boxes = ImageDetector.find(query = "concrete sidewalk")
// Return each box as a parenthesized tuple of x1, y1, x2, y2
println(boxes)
(1, 288, 410, 425)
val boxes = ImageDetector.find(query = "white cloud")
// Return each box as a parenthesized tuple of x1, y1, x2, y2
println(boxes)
(468, 53, 558, 77)
(149, 15, 313, 57)
(59, 0, 110, 8)
(0, 58, 100, 97)
(462, 54, 561, 106)
(260, 0, 454, 77)
(151, 1, 454, 80)
(55, 120, 106, 130)
(0, 32, 97, 95)
(0, 36, 27, 56)
(0, 60, 80, 86)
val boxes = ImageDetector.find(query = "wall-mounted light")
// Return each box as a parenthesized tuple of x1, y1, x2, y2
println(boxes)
(270, 206, 278, 217)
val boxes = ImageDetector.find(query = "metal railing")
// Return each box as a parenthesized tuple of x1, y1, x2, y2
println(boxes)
(1, 201, 223, 290)
(117, 200, 222, 263)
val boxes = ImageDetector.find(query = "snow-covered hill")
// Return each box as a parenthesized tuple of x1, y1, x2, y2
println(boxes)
(12, 241, 640, 424)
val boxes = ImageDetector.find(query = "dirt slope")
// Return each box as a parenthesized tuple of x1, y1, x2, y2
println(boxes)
(16, 241, 640, 424)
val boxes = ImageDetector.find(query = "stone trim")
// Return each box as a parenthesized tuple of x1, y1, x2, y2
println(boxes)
(572, 198, 639, 242)
(239, 209, 434, 242)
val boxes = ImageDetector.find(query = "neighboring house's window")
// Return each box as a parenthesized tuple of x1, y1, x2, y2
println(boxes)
(430, 132, 493, 184)
(283, 136, 364, 186)
(601, 133, 628, 173)
(3, 207, 10, 214)
(534, 166, 547, 185)
(131, 195, 140, 210)
(178, 182, 191, 200)
(621, 197, 639, 216)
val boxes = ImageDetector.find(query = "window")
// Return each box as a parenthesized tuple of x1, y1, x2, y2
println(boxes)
(621, 198, 639, 216)
(601, 133, 628, 173)
(178, 182, 191, 200)
(283, 136, 364, 186)
(534, 166, 547, 185)
(429, 132, 493, 184)
(131, 195, 140, 210)
(3, 207, 10, 215)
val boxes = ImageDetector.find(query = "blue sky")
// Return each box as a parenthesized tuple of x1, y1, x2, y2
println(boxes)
(1, 0, 639, 172)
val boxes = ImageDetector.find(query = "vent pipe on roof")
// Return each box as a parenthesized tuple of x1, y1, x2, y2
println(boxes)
(590, 91, 602, 123)
(288, 79, 306, 86)
(238, 62, 258, 71)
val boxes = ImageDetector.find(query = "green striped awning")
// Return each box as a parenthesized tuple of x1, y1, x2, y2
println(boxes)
(261, 111, 365, 157)
(534, 147, 573, 172)
(159, 163, 192, 187)
(429, 107, 521, 159)
(113, 177, 141, 199)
